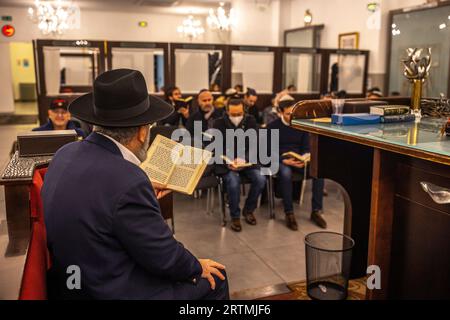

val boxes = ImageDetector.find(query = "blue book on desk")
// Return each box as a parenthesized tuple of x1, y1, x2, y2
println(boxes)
(332, 113, 381, 125)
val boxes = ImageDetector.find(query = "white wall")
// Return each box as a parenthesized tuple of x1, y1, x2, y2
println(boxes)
(0, 6, 220, 44)
(284, 0, 425, 75)
(0, 1, 282, 45)
(0, 43, 15, 113)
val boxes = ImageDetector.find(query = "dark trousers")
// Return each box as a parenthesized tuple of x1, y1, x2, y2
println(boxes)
(222, 168, 266, 219)
(173, 272, 230, 300)
(277, 163, 324, 214)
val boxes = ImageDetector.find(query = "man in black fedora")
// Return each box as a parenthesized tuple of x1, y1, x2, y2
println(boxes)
(42, 69, 229, 300)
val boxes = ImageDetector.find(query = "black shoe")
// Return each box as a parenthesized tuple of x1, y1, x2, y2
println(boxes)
(243, 211, 257, 225)
(230, 218, 242, 232)
(285, 213, 298, 231)
(311, 210, 327, 229)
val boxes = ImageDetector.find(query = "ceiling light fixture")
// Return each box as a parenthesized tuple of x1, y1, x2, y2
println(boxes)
(177, 15, 205, 40)
(28, 0, 80, 35)
(304, 9, 313, 26)
(207, 2, 236, 31)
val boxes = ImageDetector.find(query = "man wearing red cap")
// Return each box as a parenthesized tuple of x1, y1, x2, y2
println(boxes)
(33, 99, 86, 138)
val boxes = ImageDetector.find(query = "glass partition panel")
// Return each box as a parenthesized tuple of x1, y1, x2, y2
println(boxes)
(328, 53, 365, 94)
(43, 46, 100, 95)
(389, 5, 450, 97)
(283, 52, 321, 93)
(285, 28, 314, 47)
(231, 51, 274, 93)
(174, 49, 222, 94)
(111, 47, 164, 93)
(60, 55, 93, 86)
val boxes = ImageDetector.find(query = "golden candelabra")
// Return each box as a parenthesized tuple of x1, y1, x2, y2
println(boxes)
(401, 48, 432, 116)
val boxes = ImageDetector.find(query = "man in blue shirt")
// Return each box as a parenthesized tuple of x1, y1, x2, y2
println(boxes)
(33, 98, 86, 138)
(267, 97, 326, 231)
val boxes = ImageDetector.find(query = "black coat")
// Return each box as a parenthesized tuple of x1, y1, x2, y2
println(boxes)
(43, 132, 202, 299)
(185, 108, 224, 137)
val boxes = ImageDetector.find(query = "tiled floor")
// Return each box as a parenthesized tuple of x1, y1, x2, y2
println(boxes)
(0, 124, 345, 298)
(172, 182, 344, 295)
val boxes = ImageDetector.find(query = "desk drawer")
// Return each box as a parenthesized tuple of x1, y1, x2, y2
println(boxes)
(395, 162, 450, 214)
(389, 196, 450, 299)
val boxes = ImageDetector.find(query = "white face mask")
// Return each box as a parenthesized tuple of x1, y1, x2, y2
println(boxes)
(229, 115, 243, 127)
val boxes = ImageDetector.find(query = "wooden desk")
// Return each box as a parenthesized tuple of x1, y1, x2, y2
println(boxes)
(291, 116, 450, 299)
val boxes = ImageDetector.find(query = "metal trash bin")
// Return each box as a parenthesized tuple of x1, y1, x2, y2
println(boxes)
(305, 231, 355, 300)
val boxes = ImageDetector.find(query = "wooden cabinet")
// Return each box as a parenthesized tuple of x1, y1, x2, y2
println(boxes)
(388, 158, 450, 299)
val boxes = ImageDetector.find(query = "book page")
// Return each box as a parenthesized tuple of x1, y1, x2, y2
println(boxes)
(166, 146, 212, 194)
(283, 152, 311, 162)
(220, 155, 253, 168)
(141, 135, 181, 185)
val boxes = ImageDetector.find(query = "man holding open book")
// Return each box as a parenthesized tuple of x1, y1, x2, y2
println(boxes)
(267, 96, 326, 231)
(42, 69, 229, 300)
(213, 99, 266, 232)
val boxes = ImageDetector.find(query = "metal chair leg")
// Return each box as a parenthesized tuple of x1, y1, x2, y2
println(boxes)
(268, 176, 275, 219)
(210, 187, 215, 214)
(218, 180, 227, 226)
(206, 188, 211, 215)
(300, 162, 308, 205)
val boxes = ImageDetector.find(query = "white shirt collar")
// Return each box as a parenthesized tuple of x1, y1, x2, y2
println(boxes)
(281, 116, 290, 127)
(96, 132, 141, 166)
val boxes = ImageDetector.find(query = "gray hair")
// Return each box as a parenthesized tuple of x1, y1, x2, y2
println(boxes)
(93, 125, 140, 145)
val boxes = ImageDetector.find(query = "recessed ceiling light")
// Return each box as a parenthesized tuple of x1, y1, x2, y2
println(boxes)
(439, 23, 446, 30)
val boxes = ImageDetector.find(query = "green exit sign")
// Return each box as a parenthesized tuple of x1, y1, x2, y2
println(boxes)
(1, 16, 12, 22)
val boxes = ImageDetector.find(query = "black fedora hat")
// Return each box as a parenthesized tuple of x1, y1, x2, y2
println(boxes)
(69, 69, 173, 127)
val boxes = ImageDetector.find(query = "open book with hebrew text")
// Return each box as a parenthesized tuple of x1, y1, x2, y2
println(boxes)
(141, 135, 212, 195)
(281, 152, 311, 162)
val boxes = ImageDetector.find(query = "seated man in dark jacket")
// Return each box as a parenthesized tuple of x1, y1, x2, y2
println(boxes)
(159, 86, 190, 127)
(267, 97, 326, 231)
(33, 98, 86, 138)
(243, 87, 262, 125)
(213, 99, 266, 232)
(185, 89, 223, 143)
(42, 69, 228, 300)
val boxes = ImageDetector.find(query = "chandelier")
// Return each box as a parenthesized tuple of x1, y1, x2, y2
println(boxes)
(177, 15, 205, 39)
(207, 2, 236, 31)
(28, 0, 80, 35)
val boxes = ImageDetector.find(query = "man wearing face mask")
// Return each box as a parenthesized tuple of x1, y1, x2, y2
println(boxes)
(213, 99, 266, 232)
(42, 69, 229, 300)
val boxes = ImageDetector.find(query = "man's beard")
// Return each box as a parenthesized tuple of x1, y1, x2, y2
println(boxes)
(135, 129, 151, 162)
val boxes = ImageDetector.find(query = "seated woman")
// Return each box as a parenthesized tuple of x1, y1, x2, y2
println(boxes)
(267, 96, 326, 231)
(33, 98, 86, 138)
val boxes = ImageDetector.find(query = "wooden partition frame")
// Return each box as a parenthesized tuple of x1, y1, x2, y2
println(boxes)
(278, 47, 322, 100)
(226, 45, 280, 94)
(33, 39, 106, 124)
(320, 48, 370, 98)
(169, 42, 228, 92)
(33, 39, 370, 123)
(106, 41, 169, 91)
(34, 39, 106, 96)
